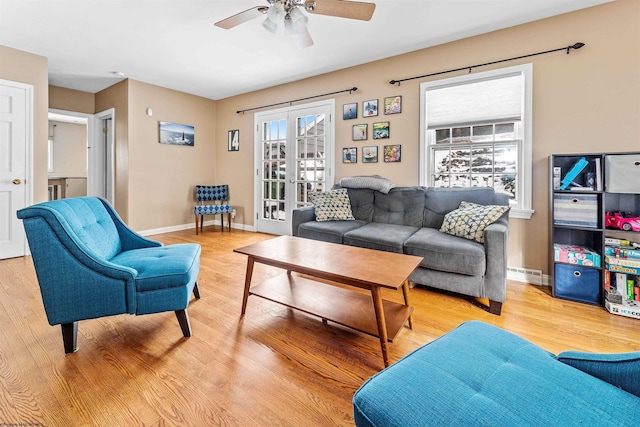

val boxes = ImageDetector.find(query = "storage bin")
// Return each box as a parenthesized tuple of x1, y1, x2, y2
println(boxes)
(605, 154, 640, 194)
(554, 264, 601, 304)
(553, 193, 598, 228)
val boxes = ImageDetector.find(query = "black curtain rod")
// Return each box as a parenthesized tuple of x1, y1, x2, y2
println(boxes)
(237, 86, 358, 114)
(389, 42, 585, 85)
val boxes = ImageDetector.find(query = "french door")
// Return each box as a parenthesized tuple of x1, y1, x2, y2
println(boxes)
(254, 100, 334, 235)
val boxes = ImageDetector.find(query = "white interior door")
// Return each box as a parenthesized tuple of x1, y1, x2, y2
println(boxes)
(0, 80, 32, 259)
(254, 100, 334, 235)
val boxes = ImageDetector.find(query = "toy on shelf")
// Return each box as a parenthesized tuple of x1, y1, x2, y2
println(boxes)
(605, 211, 640, 232)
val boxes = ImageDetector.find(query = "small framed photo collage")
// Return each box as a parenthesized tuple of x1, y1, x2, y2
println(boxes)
(342, 96, 402, 164)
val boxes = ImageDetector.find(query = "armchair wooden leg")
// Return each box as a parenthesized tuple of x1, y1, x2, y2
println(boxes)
(195, 215, 199, 235)
(193, 282, 201, 299)
(175, 309, 192, 337)
(61, 322, 78, 353)
(227, 213, 232, 231)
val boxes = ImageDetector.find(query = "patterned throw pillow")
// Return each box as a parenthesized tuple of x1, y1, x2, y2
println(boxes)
(440, 201, 510, 243)
(310, 189, 355, 222)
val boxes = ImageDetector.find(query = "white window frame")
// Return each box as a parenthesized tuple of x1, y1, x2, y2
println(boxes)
(419, 64, 534, 219)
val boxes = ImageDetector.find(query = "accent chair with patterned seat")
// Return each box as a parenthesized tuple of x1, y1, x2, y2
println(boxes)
(194, 185, 233, 234)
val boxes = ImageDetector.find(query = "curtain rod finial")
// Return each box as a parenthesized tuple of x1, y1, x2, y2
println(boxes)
(568, 42, 585, 53)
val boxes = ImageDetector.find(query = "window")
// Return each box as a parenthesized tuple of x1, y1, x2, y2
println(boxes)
(420, 64, 533, 219)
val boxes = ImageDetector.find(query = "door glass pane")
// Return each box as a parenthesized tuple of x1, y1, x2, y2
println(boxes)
(261, 119, 287, 223)
(295, 114, 326, 208)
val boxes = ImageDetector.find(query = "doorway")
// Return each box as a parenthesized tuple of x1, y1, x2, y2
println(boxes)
(254, 100, 334, 235)
(48, 108, 114, 204)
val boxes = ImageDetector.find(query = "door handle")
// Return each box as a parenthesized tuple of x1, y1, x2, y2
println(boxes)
(12, 178, 22, 185)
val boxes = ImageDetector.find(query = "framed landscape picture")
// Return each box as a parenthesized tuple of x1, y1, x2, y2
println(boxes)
(352, 124, 367, 141)
(159, 121, 195, 146)
(373, 121, 390, 139)
(384, 144, 401, 162)
(384, 96, 402, 114)
(343, 147, 357, 163)
(362, 146, 378, 163)
(363, 99, 378, 117)
(343, 102, 358, 120)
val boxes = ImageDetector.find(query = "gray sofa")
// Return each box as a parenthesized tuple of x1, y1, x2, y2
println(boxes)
(292, 186, 510, 314)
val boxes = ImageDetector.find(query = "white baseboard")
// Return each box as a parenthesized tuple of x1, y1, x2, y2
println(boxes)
(507, 265, 549, 286)
(139, 219, 255, 237)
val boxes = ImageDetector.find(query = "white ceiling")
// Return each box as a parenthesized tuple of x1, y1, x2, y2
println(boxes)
(0, 0, 610, 100)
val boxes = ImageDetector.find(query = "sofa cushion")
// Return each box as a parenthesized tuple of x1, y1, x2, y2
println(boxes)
(343, 187, 375, 222)
(372, 187, 426, 227)
(298, 220, 367, 244)
(423, 187, 500, 229)
(310, 188, 355, 221)
(353, 321, 640, 427)
(344, 223, 420, 254)
(404, 228, 485, 276)
(440, 201, 510, 243)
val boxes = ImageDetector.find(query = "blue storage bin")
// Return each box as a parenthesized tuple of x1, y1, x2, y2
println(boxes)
(554, 264, 601, 304)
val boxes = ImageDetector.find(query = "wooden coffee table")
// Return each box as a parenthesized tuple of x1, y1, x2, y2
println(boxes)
(234, 235, 423, 367)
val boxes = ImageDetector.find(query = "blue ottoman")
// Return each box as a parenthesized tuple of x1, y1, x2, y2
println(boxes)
(353, 321, 640, 426)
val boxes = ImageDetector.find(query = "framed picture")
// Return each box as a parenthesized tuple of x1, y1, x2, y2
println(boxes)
(343, 147, 357, 163)
(159, 121, 195, 146)
(363, 99, 378, 117)
(384, 144, 401, 162)
(362, 146, 378, 163)
(228, 129, 239, 151)
(373, 121, 390, 139)
(352, 124, 368, 141)
(343, 102, 358, 120)
(384, 96, 402, 115)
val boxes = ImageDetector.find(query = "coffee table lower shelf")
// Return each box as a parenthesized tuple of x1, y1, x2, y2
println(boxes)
(249, 273, 413, 342)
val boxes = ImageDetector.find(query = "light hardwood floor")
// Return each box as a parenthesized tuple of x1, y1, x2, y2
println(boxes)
(1, 227, 639, 426)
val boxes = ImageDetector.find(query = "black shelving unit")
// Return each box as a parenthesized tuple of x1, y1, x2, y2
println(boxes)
(549, 152, 640, 310)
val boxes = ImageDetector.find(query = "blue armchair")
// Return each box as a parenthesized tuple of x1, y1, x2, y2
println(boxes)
(17, 197, 201, 353)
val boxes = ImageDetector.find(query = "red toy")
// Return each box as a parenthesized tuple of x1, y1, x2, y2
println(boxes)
(606, 211, 640, 232)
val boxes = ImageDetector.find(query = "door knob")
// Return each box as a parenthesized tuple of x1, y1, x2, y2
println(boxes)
(12, 178, 22, 185)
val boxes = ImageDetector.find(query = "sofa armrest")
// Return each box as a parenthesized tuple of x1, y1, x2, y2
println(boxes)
(482, 220, 509, 305)
(292, 206, 316, 236)
(558, 351, 640, 397)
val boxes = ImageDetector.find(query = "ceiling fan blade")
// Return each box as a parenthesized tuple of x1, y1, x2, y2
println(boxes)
(306, 0, 376, 21)
(214, 6, 268, 30)
(291, 27, 314, 49)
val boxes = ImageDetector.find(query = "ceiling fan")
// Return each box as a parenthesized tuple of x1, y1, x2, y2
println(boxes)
(214, 0, 376, 49)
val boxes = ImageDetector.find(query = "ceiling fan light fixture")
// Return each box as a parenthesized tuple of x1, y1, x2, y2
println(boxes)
(284, 6, 308, 35)
(262, 1, 286, 33)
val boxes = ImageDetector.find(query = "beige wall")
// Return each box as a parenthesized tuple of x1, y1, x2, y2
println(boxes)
(216, 0, 640, 273)
(49, 85, 94, 114)
(126, 80, 217, 230)
(49, 121, 87, 177)
(0, 45, 49, 204)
